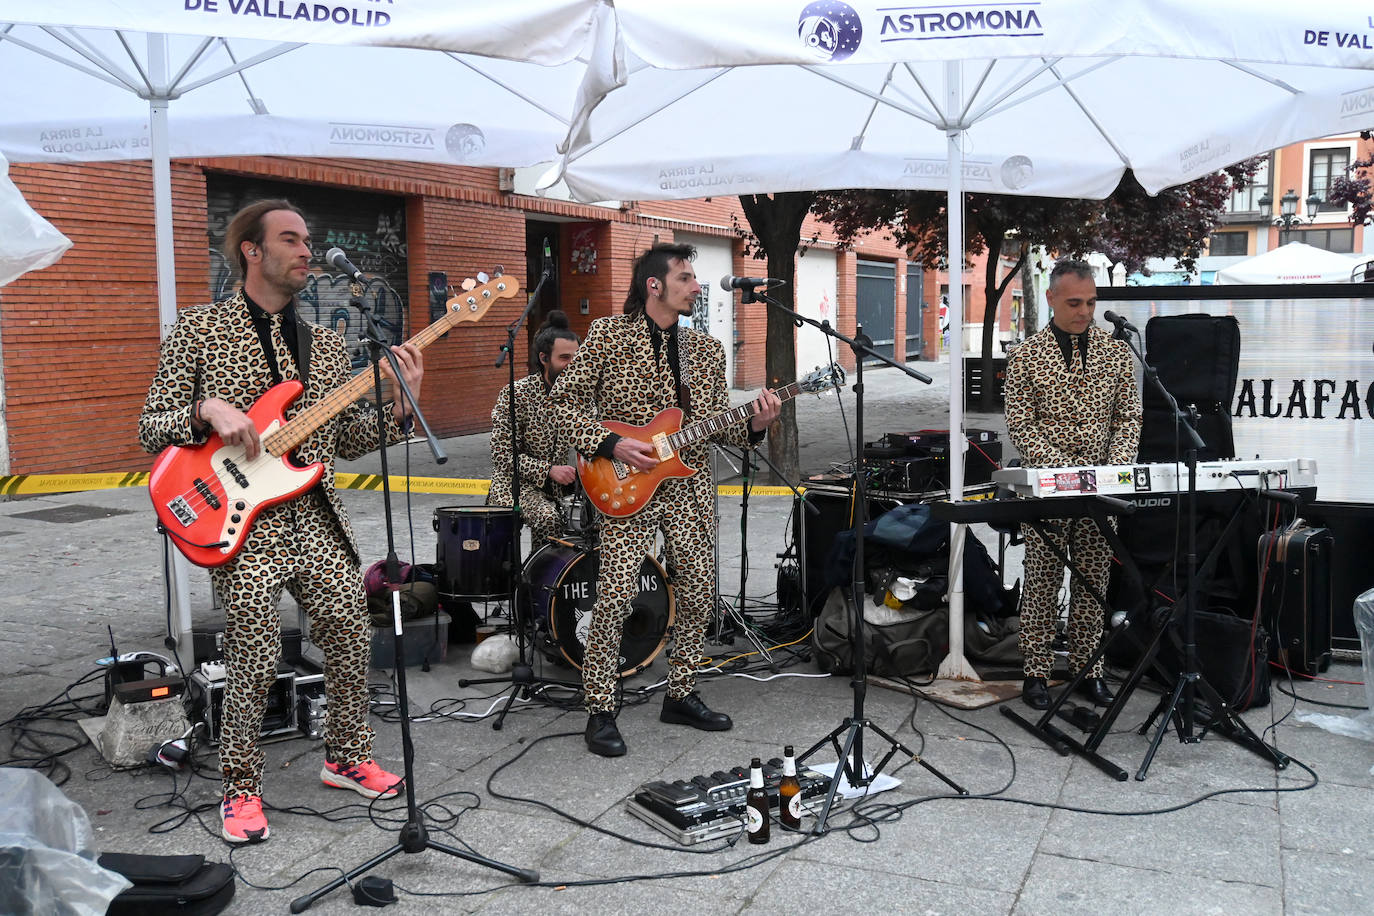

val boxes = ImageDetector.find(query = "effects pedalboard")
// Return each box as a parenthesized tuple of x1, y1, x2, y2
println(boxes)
(625, 758, 831, 845)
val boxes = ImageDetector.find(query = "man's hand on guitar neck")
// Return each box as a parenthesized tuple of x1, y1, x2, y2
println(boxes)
(380, 343, 424, 421)
(749, 388, 783, 433)
(613, 436, 659, 472)
(198, 398, 263, 460)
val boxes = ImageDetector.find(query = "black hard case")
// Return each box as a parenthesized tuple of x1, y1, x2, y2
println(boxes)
(1257, 525, 1334, 675)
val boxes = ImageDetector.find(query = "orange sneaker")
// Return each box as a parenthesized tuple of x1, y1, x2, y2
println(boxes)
(321, 759, 403, 800)
(221, 794, 269, 843)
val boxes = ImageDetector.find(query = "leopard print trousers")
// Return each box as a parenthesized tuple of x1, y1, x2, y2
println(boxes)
(209, 496, 374, 798)
(1018, 517, 1112, 679)
(581, 476, 714, 713)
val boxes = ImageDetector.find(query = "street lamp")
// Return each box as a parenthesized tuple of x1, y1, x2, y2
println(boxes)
(1257, 187, 1323, 244)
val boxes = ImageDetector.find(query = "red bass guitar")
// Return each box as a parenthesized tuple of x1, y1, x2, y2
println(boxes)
(577, 362, 844, 518)
(149, 273, 517, 567)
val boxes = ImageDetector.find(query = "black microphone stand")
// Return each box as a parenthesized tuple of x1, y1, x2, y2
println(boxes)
(457, 258, 580, 729)
(741, 286, 964, 832)
(709, 441, 817, 663)
(293, 283, 535, 912)
(1113, 321, 1287, 779)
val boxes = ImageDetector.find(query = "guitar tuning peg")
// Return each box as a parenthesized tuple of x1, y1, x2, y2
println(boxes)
(460, 277, 476, 291)
(492, 264, 504, 277)
(476, 271, 490, 284)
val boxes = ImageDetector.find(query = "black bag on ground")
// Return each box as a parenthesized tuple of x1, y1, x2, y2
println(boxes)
(1157, 609, 1271, 710)
(812, 588, 949, 678)
(97, 853, 235, 916)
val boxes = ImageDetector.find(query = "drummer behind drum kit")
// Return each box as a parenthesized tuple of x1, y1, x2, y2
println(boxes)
(431, 487, 675, 679)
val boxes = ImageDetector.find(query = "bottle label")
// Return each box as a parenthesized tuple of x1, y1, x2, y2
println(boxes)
(787, 794, 802, 820)
(746, 806, 764, 833)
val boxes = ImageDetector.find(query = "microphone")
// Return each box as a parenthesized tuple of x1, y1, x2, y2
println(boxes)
(720, 274, 783, 290)
(1102, 310, 1138, 335)
(325, 247, 365, 282)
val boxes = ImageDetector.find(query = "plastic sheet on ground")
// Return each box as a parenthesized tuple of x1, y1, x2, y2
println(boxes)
(0, 769, 131, 915)
(1295, 588, 1374, 772)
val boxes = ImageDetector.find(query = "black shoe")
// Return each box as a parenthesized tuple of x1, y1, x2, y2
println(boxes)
(660, 692, 733, 731)
(1077, 677, 1115, 707)
(585, 712, 627, 757)
(1022, 677, 1050, 710)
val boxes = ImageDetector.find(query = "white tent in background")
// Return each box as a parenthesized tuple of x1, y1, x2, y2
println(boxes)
(1214, 241, 1365, 285)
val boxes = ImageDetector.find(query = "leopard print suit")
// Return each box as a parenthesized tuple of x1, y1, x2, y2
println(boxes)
(487, 373, 570, 544)
(548, 312, 754, 713)
(139, 289, 408, 798)
(1004, 324, 1142, 679)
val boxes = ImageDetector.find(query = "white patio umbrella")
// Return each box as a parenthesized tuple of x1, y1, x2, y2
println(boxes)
(547, 0, 1374, 677)
(1214, 241, 1365, 284)
(0, 0, 611, 654)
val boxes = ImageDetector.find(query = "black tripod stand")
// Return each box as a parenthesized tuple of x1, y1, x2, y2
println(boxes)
(458, 249, 580, 729)
(737, 284, 963, 831)
(1114, 320, 1287, 780)
(294, 282, 536, 912)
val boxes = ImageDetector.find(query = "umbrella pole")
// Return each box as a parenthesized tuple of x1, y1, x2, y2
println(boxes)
(937, 61, 977, 680)
(147, 33, 195, 662)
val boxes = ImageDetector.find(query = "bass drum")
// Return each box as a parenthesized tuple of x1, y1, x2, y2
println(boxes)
(523, 542, 673, 677)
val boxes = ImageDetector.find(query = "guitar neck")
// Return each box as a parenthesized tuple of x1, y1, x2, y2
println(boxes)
(264, 287, 500, 455)
(669, 379, 805, 450)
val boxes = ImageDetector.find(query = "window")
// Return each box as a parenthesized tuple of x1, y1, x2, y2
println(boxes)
(1293, 227, 1355, 253)
(1309, 147, 1351, 212)
(1209, 231, 1248, 257)
(1227, 157, 1271, 215)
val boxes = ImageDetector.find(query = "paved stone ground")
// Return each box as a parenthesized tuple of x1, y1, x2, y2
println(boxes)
(1, 359, 1371, 914)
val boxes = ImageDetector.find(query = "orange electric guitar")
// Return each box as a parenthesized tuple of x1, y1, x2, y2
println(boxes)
(149, 272, 518, 567)
(577, 362, 845, 518)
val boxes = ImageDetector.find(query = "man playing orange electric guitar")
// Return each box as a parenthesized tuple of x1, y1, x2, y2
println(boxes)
(138, 200, 422, 843)
(548, 243, 781, 757)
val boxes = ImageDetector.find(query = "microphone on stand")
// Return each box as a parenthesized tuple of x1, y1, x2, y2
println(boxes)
(720, 274, 784, 291)
(325, 247, 366, 283)
(1102, 309, 1139, 337)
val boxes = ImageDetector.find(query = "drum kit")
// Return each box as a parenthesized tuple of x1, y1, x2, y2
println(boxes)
(430, 485, 674, 678)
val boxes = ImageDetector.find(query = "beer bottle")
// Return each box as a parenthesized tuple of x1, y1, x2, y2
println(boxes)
(778, 744, 802, 830)
(745, 757, 769, 844)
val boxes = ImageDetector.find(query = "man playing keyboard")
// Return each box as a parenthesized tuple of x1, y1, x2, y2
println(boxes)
(1003, 259, 1142, 710)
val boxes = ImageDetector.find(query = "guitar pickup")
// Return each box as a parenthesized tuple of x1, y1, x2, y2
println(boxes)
(166, 495, 196, 527)
(650, 432, 673, 461)
(193, 478, 222, 511)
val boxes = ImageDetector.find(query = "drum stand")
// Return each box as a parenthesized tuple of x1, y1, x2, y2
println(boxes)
(457, 261, 579, 730)
(294, 284, 535, 912)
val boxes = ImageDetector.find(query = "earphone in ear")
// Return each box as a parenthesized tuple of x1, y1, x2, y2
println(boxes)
(649, 280, 659, 290)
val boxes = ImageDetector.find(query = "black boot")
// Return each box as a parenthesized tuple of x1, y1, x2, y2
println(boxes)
(1022, 677, 1050, 710)
(1077, 677, 1115, 707)
(660, 691, 732, 731)
(585, 712, 627, 757)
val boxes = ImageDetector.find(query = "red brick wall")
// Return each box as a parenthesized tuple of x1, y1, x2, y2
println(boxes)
(3, 158, 927, 475)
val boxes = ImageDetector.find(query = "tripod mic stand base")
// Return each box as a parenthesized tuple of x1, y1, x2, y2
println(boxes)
(290, 820, 539, 912)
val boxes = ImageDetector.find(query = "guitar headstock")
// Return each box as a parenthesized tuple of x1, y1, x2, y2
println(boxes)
(799, 362, 845, 395)
(446, 270, 519, 324)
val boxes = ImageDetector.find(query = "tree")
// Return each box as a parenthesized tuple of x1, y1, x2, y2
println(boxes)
(733, 192, 815, 484)
(1326, 130, 1374, 227)
(812, 163, 1258, 410)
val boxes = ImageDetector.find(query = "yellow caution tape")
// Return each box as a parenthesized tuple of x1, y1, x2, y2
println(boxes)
(334, 474, 490, 495)
(0, 472, 803, 499)
(0, 472, 150, 495)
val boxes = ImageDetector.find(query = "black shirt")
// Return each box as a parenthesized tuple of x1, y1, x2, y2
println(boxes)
(244, 291, 303, 384)
(1048, 321, 1089, 370)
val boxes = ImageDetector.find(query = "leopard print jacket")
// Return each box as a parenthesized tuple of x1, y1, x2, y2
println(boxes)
(487, 372, 571, 505)
(138, 289, 407, 560)
(548, 312, 752, 470)
(1003, 324, 1142, 468)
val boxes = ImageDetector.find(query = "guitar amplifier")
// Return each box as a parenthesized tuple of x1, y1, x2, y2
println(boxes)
(879, 429, 1002, 486)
